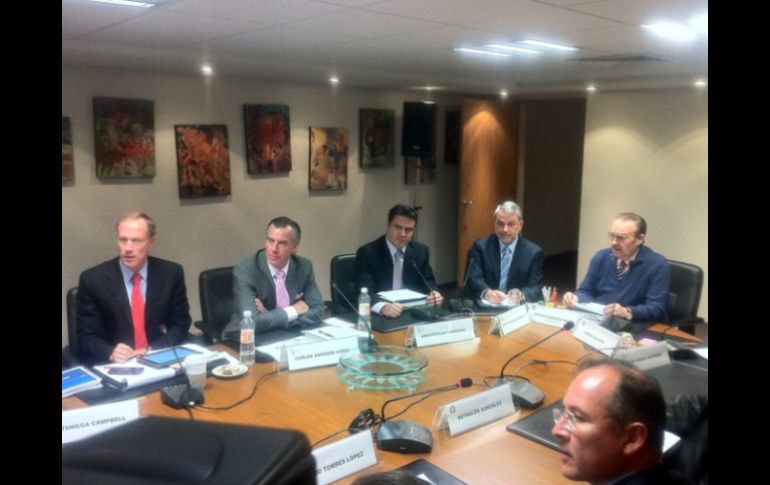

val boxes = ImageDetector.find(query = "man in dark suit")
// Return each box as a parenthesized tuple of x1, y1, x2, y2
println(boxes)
(553, 358, 694, 485)
(467, 201, 543, 304)
(77, 212, 192, 365)
(354, 204, 443, 318)
(223, 216, 324, 335)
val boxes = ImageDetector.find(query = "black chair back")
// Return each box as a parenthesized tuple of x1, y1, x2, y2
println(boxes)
(197, 267, 234, 343)
(330, 254, 357, 314)
(667, 260, 704, 325)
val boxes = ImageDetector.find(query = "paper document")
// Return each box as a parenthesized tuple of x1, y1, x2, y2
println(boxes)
(93, 360, 176, 390)
(377, 289, 426, 302)
(303, 326, 368, 340)
(693, 347, 708, 360)
(573, 302, 606, 316)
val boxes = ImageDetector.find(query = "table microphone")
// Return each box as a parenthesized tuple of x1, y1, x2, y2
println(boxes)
(495, 321, 575, 409)
(448, 256, 476, 313)
(410, 260, 441, 321)
(331, 283, 378, 351)
(377, 377, 473, 453)
(158, 325, 204, 409)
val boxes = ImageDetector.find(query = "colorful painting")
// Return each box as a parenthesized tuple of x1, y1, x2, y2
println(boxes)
(93, 97, 155, 178)
(62, 117, 74, 183)
(359, 108, 395, 168)
(174, 124, 231, 198)
(309, 127, 348, 191)
(244, 104, 292, 174)
(444, 110, 460, 165)
(405, 156, 436, 185)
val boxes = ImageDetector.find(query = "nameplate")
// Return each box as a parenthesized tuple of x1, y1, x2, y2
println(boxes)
(527, 304, 584, 328)
(442, 385, 515, 436)
(62, 399, 140, 443)
(489, 305, 530, 336)
(286, 336, 360, 371)
(612, 341, 671, 370)
(413, 318, 476, 347)
(572, 319, 621, 356)
(312, 430, 377, 485)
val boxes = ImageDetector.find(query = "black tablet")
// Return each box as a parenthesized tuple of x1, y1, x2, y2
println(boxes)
(139, 346, 202, 368)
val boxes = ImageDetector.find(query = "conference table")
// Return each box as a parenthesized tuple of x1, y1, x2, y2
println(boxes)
(62, 316, 701, 484)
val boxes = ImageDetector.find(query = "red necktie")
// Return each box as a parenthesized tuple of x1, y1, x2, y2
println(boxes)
(131, 272, 148, 350)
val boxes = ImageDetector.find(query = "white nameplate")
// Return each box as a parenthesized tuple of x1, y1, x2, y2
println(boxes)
(286, 336, 360, 371)
(62, 399, 140, 443)
(527, 304, 585, 328)
(572, 319, 621, 356)
(312, 430, 377, 485)
(443, 385, 515, 436)
(489, 305, 530, 336)
(413, 318, 476, 347)
(613, 341, 671, 370)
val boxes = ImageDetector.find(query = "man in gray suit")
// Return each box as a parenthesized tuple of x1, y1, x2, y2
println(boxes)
(223, 217, 324, 336)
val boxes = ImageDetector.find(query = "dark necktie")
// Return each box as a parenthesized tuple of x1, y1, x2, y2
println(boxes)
(500, 247, 512, 291)
(617, 260, 629, 280)
(131, 272, 148, 350)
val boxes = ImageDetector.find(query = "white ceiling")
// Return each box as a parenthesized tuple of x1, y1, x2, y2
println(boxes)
(62, 0, 708, 95)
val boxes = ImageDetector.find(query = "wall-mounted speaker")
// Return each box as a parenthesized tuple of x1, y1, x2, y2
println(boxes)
(401, 102, 436, 157)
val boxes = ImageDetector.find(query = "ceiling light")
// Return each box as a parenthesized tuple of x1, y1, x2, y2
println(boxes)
(485, 44, 542, 55)
(689, 14, 708, 35)
(586, 84, 597, 93)
(84, 0, 163, 7)
(694, 79, 707, 88)
(201, 65, 213, 76)
(329, 76, 339, 85)
(519, 40, 578, 52)
(454, 48, 510, 58)
(642, 22, 698, 41)
(500, 89, 508, 98)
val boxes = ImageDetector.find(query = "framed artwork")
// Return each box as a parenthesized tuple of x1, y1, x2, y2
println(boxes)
(62, 117, 74, 183)
(174, 124, 231, 198)
(444, 110, 460, 165)
(405, 156, 436, 185)
(93, 97, 155, 178)
(309, 127, 348, 191)
(359, 108, 395, 168)
(244, 104, 292, 174)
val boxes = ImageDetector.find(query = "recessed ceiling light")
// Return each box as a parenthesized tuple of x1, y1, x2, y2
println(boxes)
(642, 22, 698, 41)
(694, 79, 707, 88)
(500, 89, 509, 98)
(454, 47, 511, 58)
(485, 44, 542, 55)
(586, 84, 597, 93)
(201, 65, 213, 76)
(329, 76, 339, 85)
(84, 0, 164, 7)
(519, 40, 578, 52)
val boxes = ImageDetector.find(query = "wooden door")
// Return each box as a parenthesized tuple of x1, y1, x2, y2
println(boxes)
(456, 99, 519, 285)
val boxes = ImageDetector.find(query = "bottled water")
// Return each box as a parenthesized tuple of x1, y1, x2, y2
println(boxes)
(240, 310, 255, 365)
(357, 287, 371, 333)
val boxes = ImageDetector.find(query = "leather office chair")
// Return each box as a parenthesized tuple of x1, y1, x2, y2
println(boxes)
(330, 254, 357, 314)
(666, 260, 705, 332)
(195, 266, 235, 343)
(62, 287, 81, 368)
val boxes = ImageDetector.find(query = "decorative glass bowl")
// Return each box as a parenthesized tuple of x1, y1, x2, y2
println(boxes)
(336, 345, 428, 391)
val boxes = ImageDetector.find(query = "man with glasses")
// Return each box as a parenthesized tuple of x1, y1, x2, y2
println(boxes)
(562, 212, 670, 322)
(552, 358, 694, 485)
(354, 204, 443, 318)
(77, 212, 192, 365)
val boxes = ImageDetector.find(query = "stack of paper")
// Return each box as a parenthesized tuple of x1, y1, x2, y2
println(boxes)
(62, 366, 102, 398)
(377, 289, 426, 307)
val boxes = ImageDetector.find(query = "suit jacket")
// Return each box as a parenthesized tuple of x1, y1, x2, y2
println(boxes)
(77, 256, 192, 366)
(467, 235, 544, 302)
(224, 250, 325, 335)
(608, 463, 695, 485)
(354, 235, 437, 305)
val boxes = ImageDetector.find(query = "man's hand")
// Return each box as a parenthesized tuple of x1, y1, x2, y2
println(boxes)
(562, 291, 579, 308)
(381, 302, 405, 318)
(254, 298, 268, 313)
(110, 343, 137, 363)
(507, 288, 525, 305)
(603, 303, 632, 319)
(484, 289, 507, 304)
(292, 299, 309, 315)
(426, 290, 444, 306)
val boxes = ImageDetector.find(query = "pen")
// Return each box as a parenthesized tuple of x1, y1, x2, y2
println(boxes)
(318, 329, 335, 338)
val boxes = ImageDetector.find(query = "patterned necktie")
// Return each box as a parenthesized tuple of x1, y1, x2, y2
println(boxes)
(617, 260, 630, 280)
(500, 247, 512, 292)
(392, 249, 404, 290)
(131, 272, 148, 350)
(275, 270, 290, 309)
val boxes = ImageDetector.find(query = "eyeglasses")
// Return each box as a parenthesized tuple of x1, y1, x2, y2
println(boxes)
(607, 232, 631, 242)
(553, 407, 580, 433)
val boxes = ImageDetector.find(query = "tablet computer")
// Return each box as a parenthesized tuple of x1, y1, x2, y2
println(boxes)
(139, 346, 202, 368)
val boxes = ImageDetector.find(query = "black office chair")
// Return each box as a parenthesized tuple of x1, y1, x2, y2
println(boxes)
(62, 287, 81, 368)
(195, 266, 235, 343)
(667, 260, 705, 332)
(330, 254, 357, 314)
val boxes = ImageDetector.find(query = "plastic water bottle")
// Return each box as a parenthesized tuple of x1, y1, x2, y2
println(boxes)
(357, 287, 371, 333)
(240, 310, 255, 365)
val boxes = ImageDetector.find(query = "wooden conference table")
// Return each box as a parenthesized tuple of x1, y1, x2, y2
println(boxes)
(62, 318, 698, 485)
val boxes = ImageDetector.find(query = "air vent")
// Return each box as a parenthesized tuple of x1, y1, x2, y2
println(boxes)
(573, 54, 670, 63)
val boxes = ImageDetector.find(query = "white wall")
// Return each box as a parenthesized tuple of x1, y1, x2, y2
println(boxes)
(579, 87, 708, 320)
(62, 67, 460, 346)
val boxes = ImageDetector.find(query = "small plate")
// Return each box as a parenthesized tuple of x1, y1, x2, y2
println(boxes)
(212, 363, 248, 380)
